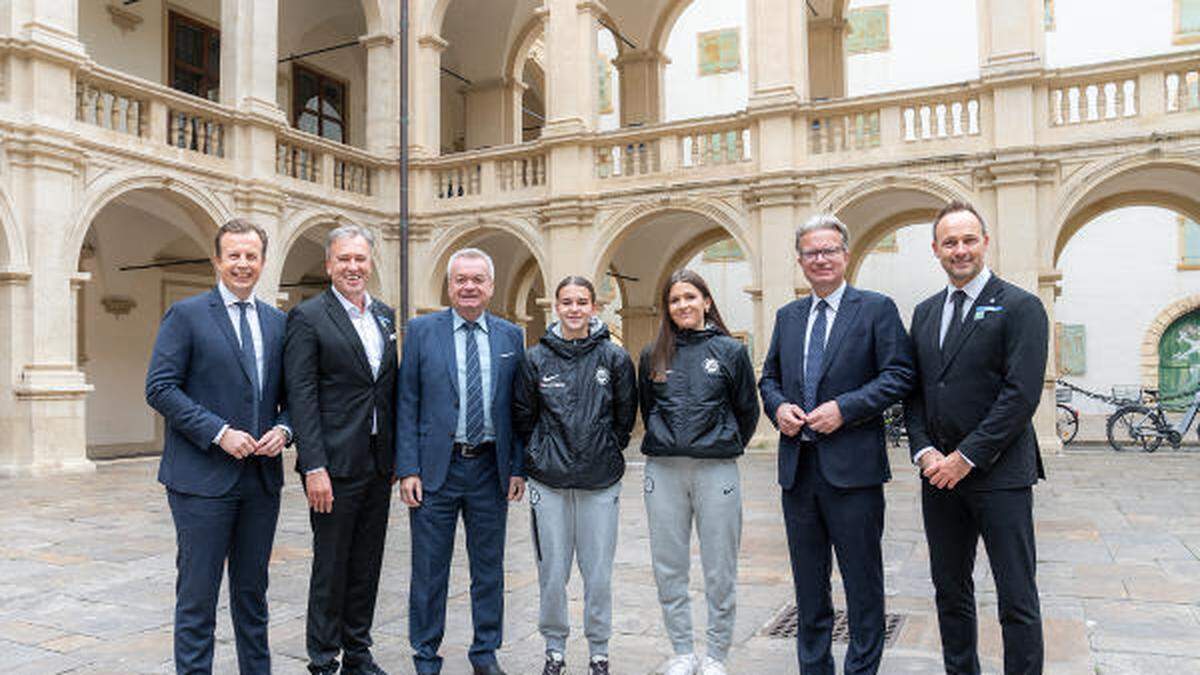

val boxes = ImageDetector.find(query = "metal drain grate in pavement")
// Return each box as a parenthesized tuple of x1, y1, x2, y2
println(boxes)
(762, 604, 905, 647)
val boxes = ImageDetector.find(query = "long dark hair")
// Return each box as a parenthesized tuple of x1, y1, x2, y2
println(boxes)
(648, 269, 730, 379)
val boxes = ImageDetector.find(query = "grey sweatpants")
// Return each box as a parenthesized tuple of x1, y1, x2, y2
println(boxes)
(528, 479, 622, 659)
(643, 456, 742, 661)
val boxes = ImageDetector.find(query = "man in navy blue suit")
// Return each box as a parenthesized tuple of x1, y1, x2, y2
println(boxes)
(396, 248, 526, 675)
(759, 214, 915, 675)
(146, 218, 291, 674)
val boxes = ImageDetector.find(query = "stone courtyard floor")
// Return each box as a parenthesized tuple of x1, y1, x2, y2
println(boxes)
(2, 445, 1200, 674)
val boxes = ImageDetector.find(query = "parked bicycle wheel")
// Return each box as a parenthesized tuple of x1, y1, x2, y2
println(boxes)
(1106, 405, 1163, 452)
(1055, 403, 1079, 445)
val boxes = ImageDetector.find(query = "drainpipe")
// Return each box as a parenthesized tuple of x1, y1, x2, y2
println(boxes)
(399, 0, 410, 334)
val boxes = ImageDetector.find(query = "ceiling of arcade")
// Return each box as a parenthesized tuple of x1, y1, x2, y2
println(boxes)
(438, 0, 847, 83)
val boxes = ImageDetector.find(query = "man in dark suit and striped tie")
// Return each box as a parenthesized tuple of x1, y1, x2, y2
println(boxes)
(396, 248, 527, 675)
(146, 219, 291, 674)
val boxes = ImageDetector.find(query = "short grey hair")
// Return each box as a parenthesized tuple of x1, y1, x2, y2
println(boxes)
(324, 223, 376, 258)
(795, 213, 850, 252)
(447, 247, 495, 281)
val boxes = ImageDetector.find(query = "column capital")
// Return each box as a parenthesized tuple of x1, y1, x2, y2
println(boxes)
(743, 175, 815, 211)
(575, 1, 609, 17)
(359, 32, 395, 49)
(539, 198, 598, 230)
(612, 48, 669, 68)
(232, 182, 286, 217)
(617, 304, 658, 319)
(975, 157, 1058, 189)
(417, 33, 449, 52)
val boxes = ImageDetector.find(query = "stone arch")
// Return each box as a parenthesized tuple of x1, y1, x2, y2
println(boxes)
(819, 174, 972, 280)
(649, 0, 695, 56)
(1140, 295, 1200, 390)
(359, 0, 387, 35)
(505, 12, 548, 83)
(423, 216, 550, 314)
(591, 197, 755, 287)
(270, 210, 386, 306)
(1049, 154, 1200, 267)
(68, 171, 231, 270)
(0, 187, 27, 273)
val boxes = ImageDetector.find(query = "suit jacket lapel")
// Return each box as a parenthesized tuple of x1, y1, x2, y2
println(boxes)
(442, 309, 459, 396)
(816, 287, 861, 386)
(322, 290, 373, 380)
(793, 297, 812, 392)
(254, 300, 276, 386)
(938, 275, 1003, 378)
(485, 312, 503, 405)
(208, 288, 255, 387)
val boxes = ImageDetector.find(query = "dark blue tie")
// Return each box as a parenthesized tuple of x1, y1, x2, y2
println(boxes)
(236, 301, 261, 434)
(803, 300, 828, 413)
(463, 321, 485, 445)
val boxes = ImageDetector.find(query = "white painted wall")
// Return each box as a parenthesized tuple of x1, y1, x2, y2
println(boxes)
(1056, 207, 1198, 413)
(854, 223, 947, 327)
(686, 247, 755, 348)
(79, 0, 220, 84)
(1046, 0, 1197, 68)
(663, 0, 748, 121)
(843, 0, 979, 97)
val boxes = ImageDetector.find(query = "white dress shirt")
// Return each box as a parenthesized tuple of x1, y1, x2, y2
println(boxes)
(332, 286, 384, 434)
(212, 282, 290, 445)
(453, 309, 494, 443)
(802, 281, 846, 380)
(913, 268, 992, 467)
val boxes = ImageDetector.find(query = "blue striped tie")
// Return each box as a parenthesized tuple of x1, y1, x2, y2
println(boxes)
(804, 300, 828, 412)
(463, 321, 485, 445)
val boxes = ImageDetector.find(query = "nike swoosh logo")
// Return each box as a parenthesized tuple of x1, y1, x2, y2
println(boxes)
(541, 374, 560, 383)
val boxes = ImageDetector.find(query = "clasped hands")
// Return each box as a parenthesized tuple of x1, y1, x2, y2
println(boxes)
(918, 449, 972, 490)
(218, 426, 287, 460)
(775, 400, 843, 437)
(398, 475, 526, 508)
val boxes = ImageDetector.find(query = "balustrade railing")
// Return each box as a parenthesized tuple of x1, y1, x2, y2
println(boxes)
(810, 111, 881, 154)
(499, 154, 547, 190)
(680, 127, 750, 168)
(437, 164, 482, 199)
(76, 79, 147, 137)
(168, 109, 226, 157)
(334, 158, 372, 195)
(277, 142, 321, 182)
(1049, 77, 1138, 126)
(596, 141, 659, 178)
(902, 97, 980, 141)
(1165, 66, 1200, 113)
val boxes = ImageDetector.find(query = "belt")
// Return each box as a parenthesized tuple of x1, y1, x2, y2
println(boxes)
(452, 441, 495, 459)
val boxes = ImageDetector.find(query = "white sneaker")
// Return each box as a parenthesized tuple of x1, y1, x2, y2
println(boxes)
(699, 655, 728, 675)
(662, 653, 699, 675)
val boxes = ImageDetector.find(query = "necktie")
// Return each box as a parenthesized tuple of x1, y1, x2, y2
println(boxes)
(236, 301, 261, 434)
(942, 290, 968, 353)
(463, 321, 485, 446)
(803, 300, 828, 413)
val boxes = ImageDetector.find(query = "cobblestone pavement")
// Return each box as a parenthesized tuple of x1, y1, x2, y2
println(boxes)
(2, 447, 1199, 674)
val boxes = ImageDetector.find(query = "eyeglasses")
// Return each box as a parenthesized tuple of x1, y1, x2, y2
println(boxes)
(799, 247, 845, 262)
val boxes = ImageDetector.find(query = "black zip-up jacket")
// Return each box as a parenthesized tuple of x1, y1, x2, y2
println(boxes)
(514, 320, 637, 489)
(638, 327, 760, 459)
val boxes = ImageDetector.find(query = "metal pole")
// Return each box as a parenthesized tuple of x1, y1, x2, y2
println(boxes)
(399, 0, 411, 334)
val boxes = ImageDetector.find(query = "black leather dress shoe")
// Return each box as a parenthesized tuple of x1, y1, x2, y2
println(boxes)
(344, 661, 388, 675)
(472, 663, 508, 675)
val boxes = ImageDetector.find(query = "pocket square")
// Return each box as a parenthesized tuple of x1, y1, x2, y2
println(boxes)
(974, 305, 1003, 320)
(388, 333, 397, 342)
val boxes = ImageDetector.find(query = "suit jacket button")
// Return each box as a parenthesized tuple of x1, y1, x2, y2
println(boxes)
(938, 382, 946, 388)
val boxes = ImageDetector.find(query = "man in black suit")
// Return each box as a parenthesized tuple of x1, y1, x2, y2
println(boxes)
(760, 214, 915, 675)
(285, 224, 398, 675)
(146, 218, 291, 674)
(905, 200, 1048, 675)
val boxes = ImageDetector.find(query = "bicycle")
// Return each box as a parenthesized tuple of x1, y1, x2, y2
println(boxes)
(1106, 388, 1200, 452)
(1055, 389, 1079, 445)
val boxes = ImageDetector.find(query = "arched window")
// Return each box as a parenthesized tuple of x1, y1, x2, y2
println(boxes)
(294, 64, 348, 143)
(1160, 309, 1200, 404)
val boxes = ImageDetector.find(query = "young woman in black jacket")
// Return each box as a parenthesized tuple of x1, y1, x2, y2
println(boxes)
(513, 276, 637, 675)
(638, 269, 760, 675)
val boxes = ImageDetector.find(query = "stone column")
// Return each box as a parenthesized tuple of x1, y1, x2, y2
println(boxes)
(977, 0, 1044, 79)
(617, 305, 658, 367)
(1038, 270, 1063, 454)
(542, 0, 603, 138)
(219, 0, 282, 119)
(807, 17, 845, 100)
(411, 34, 448, 158)
(463, 78, 522, 149)
(747, 0, 808, 108)
(539, 199, 596, 286)
(745, 179, 814, 365)
(362, 32, 400, 155)
(613, 49, 667, 126)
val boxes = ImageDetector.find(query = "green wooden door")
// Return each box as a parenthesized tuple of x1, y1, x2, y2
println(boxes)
(1159, 309, 1200, 408)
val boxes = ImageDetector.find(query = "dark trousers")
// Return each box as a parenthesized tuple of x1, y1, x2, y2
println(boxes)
(305, 470, 392, 673)
(922, 483, 1043, 675)
(167, 461, 280, 675)
(780, 445, 885, 675)
(408, 450, 508, 674)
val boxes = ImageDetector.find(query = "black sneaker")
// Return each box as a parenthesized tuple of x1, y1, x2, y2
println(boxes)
(589, 657, 610, 675)
(541, 653, 565, 675)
